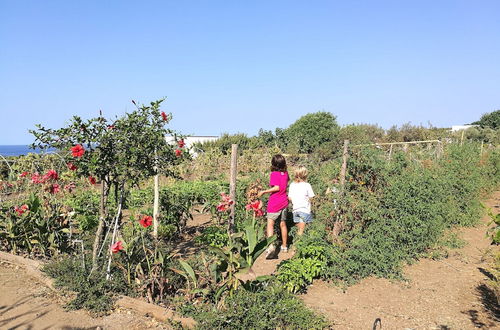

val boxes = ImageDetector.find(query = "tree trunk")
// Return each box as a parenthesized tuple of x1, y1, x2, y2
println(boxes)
(91, 178, 108, 272)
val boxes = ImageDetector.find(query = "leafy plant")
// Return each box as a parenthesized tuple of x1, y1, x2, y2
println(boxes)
(195, 225, 228, 248)
(209, 217, 276, 297)
(180, 285, 329, 329)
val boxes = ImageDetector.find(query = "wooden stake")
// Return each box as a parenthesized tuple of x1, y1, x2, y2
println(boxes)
(388, 144, 393, 161)
(437, 141, 443, 159)
(153, 172, 160, 238)
(229, 144, 238, 232)
(339, 140, 349, 191)
(460, 130, 465, 146)
(153, 149, 160, 238)
(480, 141, 484, 157)
(106, 185, 124, 280)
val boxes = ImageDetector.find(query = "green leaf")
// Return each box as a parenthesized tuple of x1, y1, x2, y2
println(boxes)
(179, 260, 197, 288)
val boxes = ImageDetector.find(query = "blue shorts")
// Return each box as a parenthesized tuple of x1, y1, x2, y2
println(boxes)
(293, 212, 313, 224)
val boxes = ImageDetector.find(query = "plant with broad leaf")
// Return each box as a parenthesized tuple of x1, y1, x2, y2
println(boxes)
(209, 216, 275, 297)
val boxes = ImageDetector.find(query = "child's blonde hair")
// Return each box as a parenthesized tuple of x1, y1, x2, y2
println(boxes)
(294, 166, 308, 182)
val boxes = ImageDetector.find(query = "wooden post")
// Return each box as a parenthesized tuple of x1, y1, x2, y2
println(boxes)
(437, 141, 443, 159)
(229, 144, 238, 232)
(153, 172, 160, 238)
(403, 143, 408, 152)
(480, 141, 484, 157)
(460, 130, 465, 146)
(388, 144, 393, 161)
(153, 150, 160, 239)
(339, 140, 349, 191)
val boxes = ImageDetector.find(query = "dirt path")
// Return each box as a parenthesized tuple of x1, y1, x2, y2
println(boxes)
(0, 261, 170, 330)
(301, 191, 500, 329)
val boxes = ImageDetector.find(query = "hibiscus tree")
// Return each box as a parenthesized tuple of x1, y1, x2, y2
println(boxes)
(30, 98, 185, 272)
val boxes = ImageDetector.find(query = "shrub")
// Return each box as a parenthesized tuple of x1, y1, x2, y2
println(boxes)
(180, 286, 329, 329)
(42, 256, 130, 315)
(195, 225, 228, 248)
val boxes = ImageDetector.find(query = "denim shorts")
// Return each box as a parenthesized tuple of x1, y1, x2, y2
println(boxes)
(293, 211, 313, 224)
(267, 208, 287, 222)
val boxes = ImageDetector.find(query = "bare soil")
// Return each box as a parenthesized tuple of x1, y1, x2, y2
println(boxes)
(0, 261, 170, 329)
(301, 191, 500, 329)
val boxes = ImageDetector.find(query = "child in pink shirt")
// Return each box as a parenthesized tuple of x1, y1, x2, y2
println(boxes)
(258, 154, 289, 256)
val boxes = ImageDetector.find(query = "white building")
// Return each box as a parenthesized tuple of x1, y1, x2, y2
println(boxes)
(450, 125, 478, 132)
(165, 135, 219, 156)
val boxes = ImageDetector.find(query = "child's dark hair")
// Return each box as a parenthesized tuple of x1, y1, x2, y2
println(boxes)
(271, 154, 287, 172)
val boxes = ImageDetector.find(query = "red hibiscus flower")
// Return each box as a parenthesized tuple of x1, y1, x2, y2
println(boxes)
(14, 204, 29, 216)
(161, 111, 169, 122)
(138, 215, 153, 228)
(19, 171, 29, 178)
(111, 241, 124, 253)
(88, 176, 97, 185)
(107, 125, 115, 130)
(71, 144, 85, 157)
(67, 162, 77, 171)
(177, 139, 185, 148)
(175, 149, 182, 157)
(42, 169, 58, 181)
(31, 173, 41, 184)
(46, 183, 60, 194)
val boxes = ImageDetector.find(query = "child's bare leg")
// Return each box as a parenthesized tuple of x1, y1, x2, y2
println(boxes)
(266, 218, 275, 238)
(297, 222, 306, 236)
(280, 220, 288, 248)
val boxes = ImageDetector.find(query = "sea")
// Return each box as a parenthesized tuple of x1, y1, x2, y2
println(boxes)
(0, 145, 56, 157)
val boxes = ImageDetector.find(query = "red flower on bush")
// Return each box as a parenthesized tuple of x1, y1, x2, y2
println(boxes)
(19, 171, 29, 178)
(216, 192, 234, 212)
(46, 183, 60, 194)
(254, 209, 264, 217)
(88, 176, 97, 185)
(71, 144, 85, 157)
(42, 169, 58, 181)
(111, 241, 124, 253)
(177, 139, 185, 148)
(14, 204, 29, 216)
(246, 200, 264, 217)
(107, 125, 115, 130)
(138, 215, 153, 228)
(31, 173, 41, 184)
(175, 149, 182, 157)
(161, 111, 169, 122)
(67, 162, 77, 171)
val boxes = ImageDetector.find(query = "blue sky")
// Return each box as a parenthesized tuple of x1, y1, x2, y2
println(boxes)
(1, 0, 499, 144)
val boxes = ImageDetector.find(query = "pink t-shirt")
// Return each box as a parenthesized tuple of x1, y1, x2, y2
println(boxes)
(267, 171, 289, 213)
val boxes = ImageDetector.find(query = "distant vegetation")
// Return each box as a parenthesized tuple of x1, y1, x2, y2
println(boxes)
(194, 110, 500, 155)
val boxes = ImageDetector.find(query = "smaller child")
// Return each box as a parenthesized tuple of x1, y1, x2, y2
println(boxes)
(288, 166, 315, 235)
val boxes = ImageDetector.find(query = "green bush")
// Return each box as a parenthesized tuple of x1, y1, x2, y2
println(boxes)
(65, 189, 100, 231)
(42, 256, 130, 315)
(195, 225, 228, 248)
(181, 286, 329, 329)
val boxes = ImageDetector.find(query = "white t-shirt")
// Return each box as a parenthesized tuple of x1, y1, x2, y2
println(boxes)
(288, 181, 315, 214)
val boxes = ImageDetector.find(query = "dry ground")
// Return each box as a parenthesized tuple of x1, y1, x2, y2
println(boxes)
(301, 191, 500, 329)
